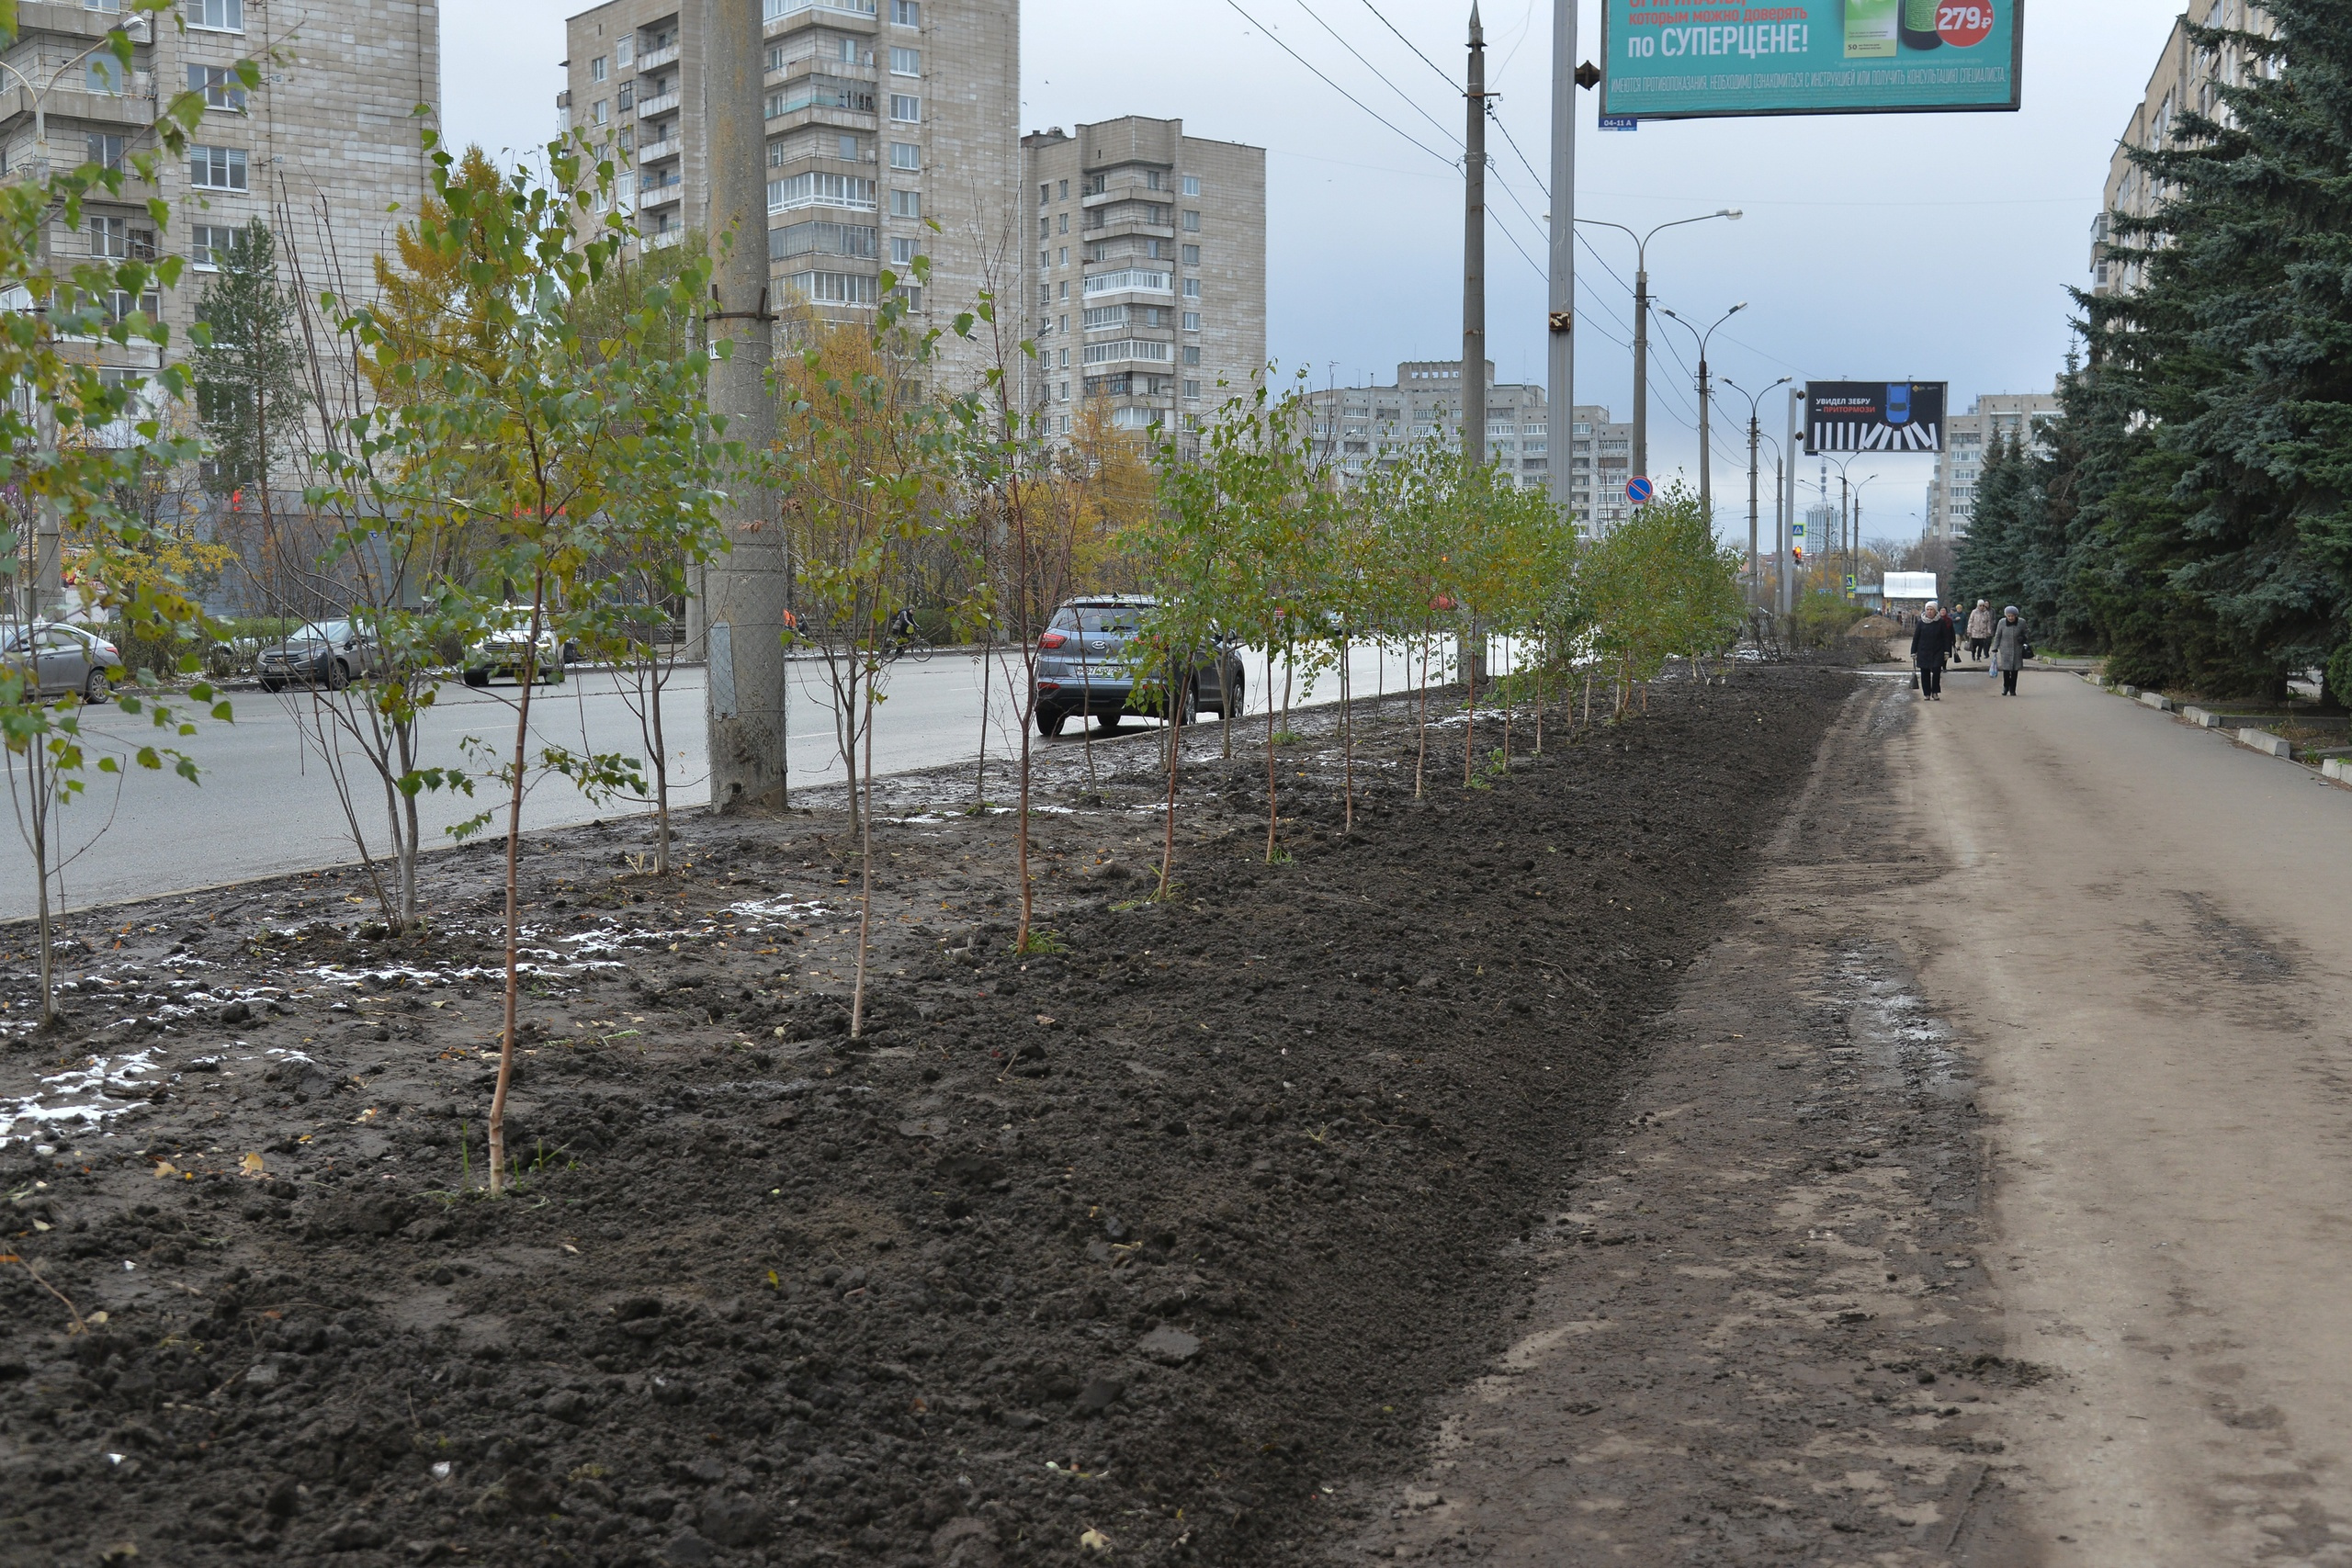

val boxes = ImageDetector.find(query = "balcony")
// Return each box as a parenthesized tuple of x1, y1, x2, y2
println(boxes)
(635, 90, 679, 119)
(646, 228, 684, 250)
(764, 0, 878, 29)
(765, 73, 876, 121)
(639, 181, 683, 209)
(1081, 337, 1173, 368)
(637, 42, 680, 73)
(638, 136, 680, 164)
(1081, 266, 1172, 298)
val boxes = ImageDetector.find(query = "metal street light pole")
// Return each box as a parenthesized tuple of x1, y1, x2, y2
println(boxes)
(1575, 209, 1739, 484)
(1463, 6, 1487, 467)
(1658, 300, 1745, 524)
(1723, 375, 1791, 604)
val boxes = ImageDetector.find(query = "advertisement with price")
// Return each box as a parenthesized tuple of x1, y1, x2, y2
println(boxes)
(1601, 0, 2022, 119)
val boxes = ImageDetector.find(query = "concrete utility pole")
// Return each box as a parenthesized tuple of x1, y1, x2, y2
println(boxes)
(1579, 210, 1738, 486)
(1544, 0, 1577, 521)
(701, 0, 785, 812)
(1724, 374, 1790, 605)
(1783, 385, 1803, 615)
(1463, 5, 1487, 466)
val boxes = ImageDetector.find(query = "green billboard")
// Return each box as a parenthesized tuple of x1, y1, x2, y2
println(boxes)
(1601, 1, 2023, 120)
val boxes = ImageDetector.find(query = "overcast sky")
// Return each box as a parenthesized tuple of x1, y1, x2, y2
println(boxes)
(446, 2, 2183, 539)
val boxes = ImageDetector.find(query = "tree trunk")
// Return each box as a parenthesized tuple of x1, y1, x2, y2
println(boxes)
(851, 674, 876, 1037)
(488, 582, 546, 1197)
(1262, 662, 1280, 862)
(1340, 636, 1354, 833)
(1414, 629, 1432, 799)
(1462, 629, 1478, 788)
(1158, 659, 1182, 897)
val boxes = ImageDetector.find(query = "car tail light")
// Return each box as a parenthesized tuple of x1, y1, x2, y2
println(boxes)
(1039, 631, 1068, 649)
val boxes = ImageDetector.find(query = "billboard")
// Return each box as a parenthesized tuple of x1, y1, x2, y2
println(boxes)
(1804, 382, 1947, 453)
(1600, 1, 2023, 120)
(1884, 571, 1939, 601)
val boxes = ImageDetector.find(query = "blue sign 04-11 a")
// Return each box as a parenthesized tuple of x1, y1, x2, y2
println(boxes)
(1626, 475, 1656, 505)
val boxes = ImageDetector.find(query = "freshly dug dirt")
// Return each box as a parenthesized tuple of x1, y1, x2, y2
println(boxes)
(1, 664, 1849, 1568)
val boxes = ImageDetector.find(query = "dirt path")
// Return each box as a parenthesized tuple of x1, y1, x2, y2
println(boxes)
(1353, 664, 2352, 1566)
(1892, 665, 2352, 1565)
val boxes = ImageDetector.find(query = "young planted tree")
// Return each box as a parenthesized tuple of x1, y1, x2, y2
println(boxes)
(346, 131, 684, 1191)
(1, 12, 252, 1022)
(775, 267, 972, 1024)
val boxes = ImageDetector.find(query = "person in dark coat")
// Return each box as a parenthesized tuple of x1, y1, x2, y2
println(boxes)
(1910, 602, 1956, 700)
(1991, 605, 2029, 695)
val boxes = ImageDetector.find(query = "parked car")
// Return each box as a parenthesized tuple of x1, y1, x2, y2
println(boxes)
(258, 618, 380, 693)
(0, 620, 121, 704)
(464, 606, 569, 687)
(1032, 594, 1243, 737)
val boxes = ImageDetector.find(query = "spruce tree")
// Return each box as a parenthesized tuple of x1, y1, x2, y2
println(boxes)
(191, 219, 305, 500)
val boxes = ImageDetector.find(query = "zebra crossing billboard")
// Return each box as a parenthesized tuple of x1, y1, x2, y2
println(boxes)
(1600, 1, 2023, 120)
(1804, 382, 1947, 454)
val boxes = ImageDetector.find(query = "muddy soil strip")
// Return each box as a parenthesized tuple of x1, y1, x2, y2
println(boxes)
(1350, 682, 2050, 1566)
(3, 669, 1844, 1568)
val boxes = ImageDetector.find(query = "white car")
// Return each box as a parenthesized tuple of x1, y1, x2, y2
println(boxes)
(463, 607, 571, 686)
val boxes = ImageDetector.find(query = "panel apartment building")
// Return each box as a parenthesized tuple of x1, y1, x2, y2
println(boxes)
(560, 0, 1018, 384)
(1018, 118, 1265, 445)
(1304, 362, 1633, 529)
(0, 0, 437, 370)
(2088, 0, 2277, 297)
(1922, 389, 2061, 541)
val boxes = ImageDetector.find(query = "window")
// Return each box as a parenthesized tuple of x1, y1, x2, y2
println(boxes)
(86, 55, 126, 94)
(1057, 179, 1069, 200)
(891, 189, 921, 218)
(892, 236, 919, 265)
(1057, 213, 1069, 234)
(1182, 345, 1201, 366)
(1182, 243, 1199, 265)
(86, 133, 127, 171)
(1146, 170, 1163, 190)
(891, 141, 921, 170)
(192, 222, 236, 268)
(1039, 217, 1049, 240)
(591, 55, 609, 82)
(593, 99, 609, 125)
(1183, 379, 1201, 400)
(892, 0, 920, 22)
(1083, 339, 1171, 365)
(188, 144, 247, 190)
(100, 288, 159, 325)
(1057, 246, 1068, 265)
(1082, 305, 1125, 331)
(839, 134, 860, 159)
(1082, 267, 1171, 296)
(1182, 311, 1200, 331)
(767, 77, 876, 116)
(1058, 348, 1069, 368)
(616, 36, 634, 67)
(1182, 277, 1200, 298)
(1057, 280, 1069, 299)
(618, 83, 635, 112)
(1182, 175, 1200, 197)
(189, 0, 243, 29)
(890, 47, 920, 75)
(90, 216, 129, 257)
(889, 94, 920, 122)
(784, 270, 880, 305)
(1182, 209, 1200, 231)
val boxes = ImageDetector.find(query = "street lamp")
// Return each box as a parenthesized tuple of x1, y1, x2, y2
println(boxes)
(1723, 374, 1792, 604)
(1658, 300, 1745, 525)
(1816, 454, 1878, 599)
(1575, 209, 1740, 484)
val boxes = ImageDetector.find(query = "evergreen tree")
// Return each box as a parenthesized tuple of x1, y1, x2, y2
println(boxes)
(2086, 0, 2352, 700)
(190, 220, 305, 499)
(1954, 432, 2025, 611)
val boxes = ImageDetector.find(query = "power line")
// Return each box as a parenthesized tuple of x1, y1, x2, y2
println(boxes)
(1289, 0, 1464, 152)
(1221, 0, 1457, 167)
(1488, 105, 1551, 203)
(1354, 0, 1463, 91)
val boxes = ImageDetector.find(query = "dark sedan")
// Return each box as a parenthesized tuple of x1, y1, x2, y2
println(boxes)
(257, 619, 379, 693)
(1032, 595, 1243, 737)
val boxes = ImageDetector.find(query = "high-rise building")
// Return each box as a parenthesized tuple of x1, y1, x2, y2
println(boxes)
(0, 0, 438, 369)
(1923, 390, 2061, 540)
(2089, 0, 2277, 298)
(560, 0, 1019, 380)
(1020, 118, 1263, 446)
(1302, 361, 1577, 500)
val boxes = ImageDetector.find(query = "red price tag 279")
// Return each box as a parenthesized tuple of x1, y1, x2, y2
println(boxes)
(1938, 2, 1994, 47)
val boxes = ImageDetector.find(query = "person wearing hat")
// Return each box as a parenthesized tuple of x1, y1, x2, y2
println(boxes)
(1966, 599, 1994, 664)
(1910, 601, 1956, 701)
(1990, 604, 2029, 694)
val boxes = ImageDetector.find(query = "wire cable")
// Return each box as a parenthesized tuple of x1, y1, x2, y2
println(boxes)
(1355, 0, 1463, 91)
(1289, 0, 1464, 152)
(1488, 105, 1551, 203)
(1220, 0, 1458, 167)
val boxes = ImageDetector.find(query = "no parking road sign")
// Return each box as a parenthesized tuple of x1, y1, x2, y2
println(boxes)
(1626, 475, 1655, 506)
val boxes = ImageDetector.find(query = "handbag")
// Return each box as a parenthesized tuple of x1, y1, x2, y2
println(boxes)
(2021, 639, 2035, 660)
(1910, 668, 1920, 691)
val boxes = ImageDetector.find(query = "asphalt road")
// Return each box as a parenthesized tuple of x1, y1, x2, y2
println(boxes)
(0, 641, 1442, 920)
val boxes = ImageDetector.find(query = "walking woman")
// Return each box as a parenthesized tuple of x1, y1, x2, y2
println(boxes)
(1991, 604, 2029, 695)
(1911, 602, 1956, 701)
(1966, 599, 1994, 662)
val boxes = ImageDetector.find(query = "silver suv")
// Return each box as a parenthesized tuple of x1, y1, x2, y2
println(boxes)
(1032, 595, 1243, 737)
